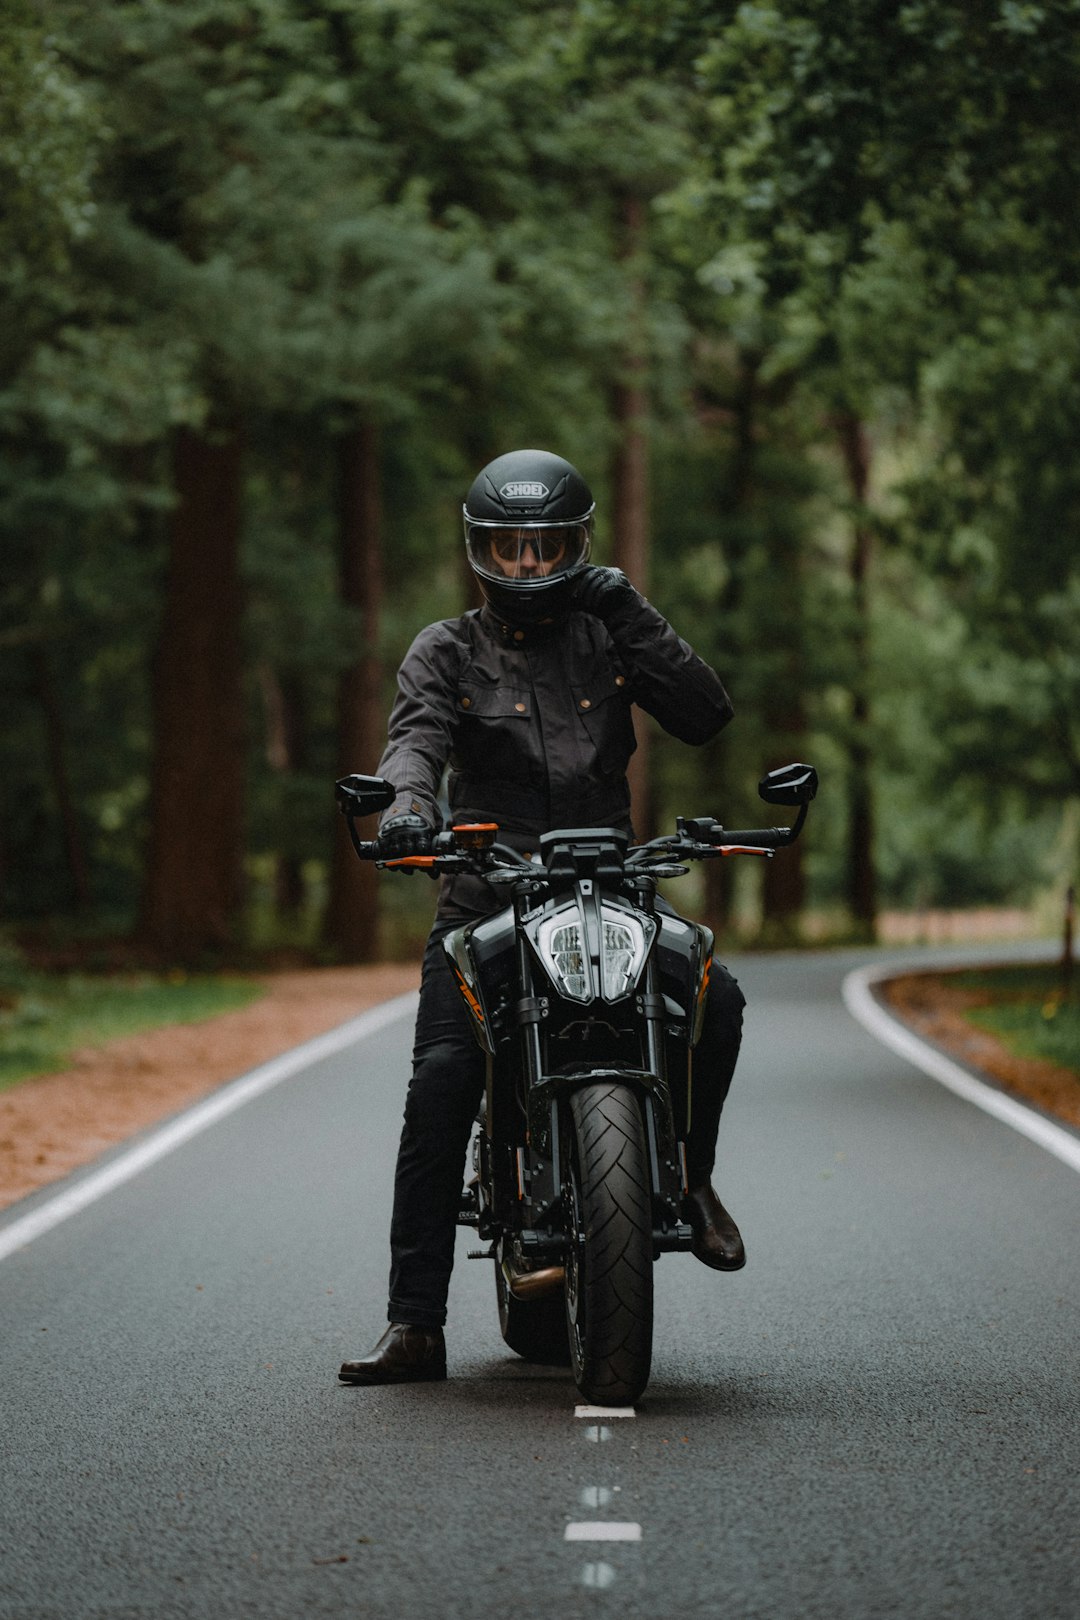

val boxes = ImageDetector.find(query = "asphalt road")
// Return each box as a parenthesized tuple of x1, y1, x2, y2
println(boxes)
(2, 945, 1078, 1620)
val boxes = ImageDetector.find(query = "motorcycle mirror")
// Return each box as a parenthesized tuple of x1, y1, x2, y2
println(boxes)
(758, 763, 819, 807)
(335, 774, 397, 817)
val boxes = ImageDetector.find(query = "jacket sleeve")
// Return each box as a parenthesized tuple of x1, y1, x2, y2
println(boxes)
(599, 590, 734, 744)
(376, 624, 459, 829)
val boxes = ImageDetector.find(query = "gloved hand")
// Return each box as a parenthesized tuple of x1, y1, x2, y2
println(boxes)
(376, 813, 433, 861)
(572, 565, 638, 619)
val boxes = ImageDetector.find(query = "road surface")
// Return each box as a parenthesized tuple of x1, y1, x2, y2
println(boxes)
(2, 945, 1077, 1619)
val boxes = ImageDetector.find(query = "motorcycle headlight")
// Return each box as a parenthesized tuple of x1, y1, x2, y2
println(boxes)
(536, 911, 590, 1002)
(534, 905, 651, 1003)
(600, 914, 647, 1001)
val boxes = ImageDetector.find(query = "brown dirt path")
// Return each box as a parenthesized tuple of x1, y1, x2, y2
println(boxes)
(0, 963, 420, 1212)
(880, 969, 1080, 1129)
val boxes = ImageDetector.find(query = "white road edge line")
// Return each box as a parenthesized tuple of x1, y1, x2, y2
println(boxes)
(841, 964, 1080, 1176)
(0, 991, 419, 1265)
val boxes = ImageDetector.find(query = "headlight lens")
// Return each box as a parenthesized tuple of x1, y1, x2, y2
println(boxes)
(538, 913, 590, 1001)
(534, 905, 650, 1003)
(600, 916, 644, 1001)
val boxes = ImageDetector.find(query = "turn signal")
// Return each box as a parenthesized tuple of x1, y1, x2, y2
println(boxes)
(452, 822, 498, 851)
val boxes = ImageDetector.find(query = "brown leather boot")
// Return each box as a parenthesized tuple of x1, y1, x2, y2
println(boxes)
(338, 1323, 447, 1385)
(684, 1182, 746, 1271)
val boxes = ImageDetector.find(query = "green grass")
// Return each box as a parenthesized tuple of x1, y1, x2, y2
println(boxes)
(949, 964, 1080, 1073)
(0, 972, 265, 1092)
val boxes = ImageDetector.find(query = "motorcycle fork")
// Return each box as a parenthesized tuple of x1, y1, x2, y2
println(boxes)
(506, 901, 690, 1260)
(507, 924, 565, 1255)
(637, 947, 693, 1251)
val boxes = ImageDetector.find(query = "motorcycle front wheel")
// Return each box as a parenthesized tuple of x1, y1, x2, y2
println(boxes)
(563, 1082, 654, 1406)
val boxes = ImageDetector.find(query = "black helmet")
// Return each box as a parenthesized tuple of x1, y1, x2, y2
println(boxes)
(463, 449, 594, 623)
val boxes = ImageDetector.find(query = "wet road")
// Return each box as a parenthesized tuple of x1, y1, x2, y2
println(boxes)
(2, 946, 1078, 1619)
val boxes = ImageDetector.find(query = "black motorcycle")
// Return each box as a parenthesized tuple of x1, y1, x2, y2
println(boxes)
(336, 763, 817, 1406)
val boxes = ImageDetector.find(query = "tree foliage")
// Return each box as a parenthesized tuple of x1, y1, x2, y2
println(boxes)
(1, 0, 1074, 950)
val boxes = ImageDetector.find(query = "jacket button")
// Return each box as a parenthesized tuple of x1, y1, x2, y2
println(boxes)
(615, 675, 626, 687)
(513, 630, 525, 641)
(460, 696, 471, 708)
(515, 702, 526, 713)
(579, 698, 591, 709)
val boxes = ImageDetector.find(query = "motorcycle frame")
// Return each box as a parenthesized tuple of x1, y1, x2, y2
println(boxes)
(445, 831, 700, 1269)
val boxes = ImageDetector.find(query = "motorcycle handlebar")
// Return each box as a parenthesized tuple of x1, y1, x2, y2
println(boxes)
(342, 816, 804, 870)
(711, 827, 789, 850)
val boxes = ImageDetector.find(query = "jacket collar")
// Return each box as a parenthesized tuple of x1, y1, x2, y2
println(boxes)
(480, 604, 565, 646)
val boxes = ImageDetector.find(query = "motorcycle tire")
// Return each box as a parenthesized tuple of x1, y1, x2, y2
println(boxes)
(495, 1264, 572, 1366)
(563, 1082, 654, 1406)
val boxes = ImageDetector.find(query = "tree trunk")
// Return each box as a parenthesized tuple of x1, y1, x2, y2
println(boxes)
(140, 427, 246, 956)
(611, 192, 653, 839)
(257, 663, 309, 917)
(32, 644, 91, 912)
(836, 411, 877, 939)
(324, 423, 384, 961)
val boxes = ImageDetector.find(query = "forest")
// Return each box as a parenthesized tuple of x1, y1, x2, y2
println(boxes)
(2, 0, 1077, 964)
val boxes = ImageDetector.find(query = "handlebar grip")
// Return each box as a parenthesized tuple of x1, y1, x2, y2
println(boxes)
(717, 827, 789, 849)
(343, 818, 379, 860)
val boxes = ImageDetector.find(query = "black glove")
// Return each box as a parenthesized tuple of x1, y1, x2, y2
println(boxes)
(572, 566, 638, 619)
(376, 813, 433, 861)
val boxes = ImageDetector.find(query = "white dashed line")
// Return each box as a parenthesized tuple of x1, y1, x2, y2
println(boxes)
(575, 1404, 636, 1418)
(583, 1425, 613, 1442)
(581, 1562, 617, 1589)
(565, 1523, 642, 1542)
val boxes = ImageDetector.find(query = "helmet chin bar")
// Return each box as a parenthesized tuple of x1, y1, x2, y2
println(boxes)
(475, 566, 588, 626)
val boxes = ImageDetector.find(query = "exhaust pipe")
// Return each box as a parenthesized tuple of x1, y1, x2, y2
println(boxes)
(504, 1261, 565, 1301)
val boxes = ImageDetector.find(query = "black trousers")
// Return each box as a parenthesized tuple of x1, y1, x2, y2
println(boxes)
(387, 918, 745, 1329)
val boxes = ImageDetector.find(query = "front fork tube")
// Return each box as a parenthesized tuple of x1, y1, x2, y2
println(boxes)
(639, 954, 688, 1241)
(510, 926, 563, 1243)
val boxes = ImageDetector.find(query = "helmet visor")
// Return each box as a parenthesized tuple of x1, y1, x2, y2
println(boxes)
(465, 521, 591, 584)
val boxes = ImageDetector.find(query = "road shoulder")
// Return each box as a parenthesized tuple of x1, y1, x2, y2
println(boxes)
(0, 963, 419, 1212)
(877, 965, 1079, 1130)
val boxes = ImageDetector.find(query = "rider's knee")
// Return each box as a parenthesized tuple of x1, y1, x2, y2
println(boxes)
(705, 963, 745, 1033)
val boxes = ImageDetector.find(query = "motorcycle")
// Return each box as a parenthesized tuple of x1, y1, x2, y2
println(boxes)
(335, 763, 818, 1406)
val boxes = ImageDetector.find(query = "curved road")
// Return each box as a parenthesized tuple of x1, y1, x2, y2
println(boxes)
(2, 946, 1078, 1619)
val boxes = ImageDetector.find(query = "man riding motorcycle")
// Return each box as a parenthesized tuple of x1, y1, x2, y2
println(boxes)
(339, 448, 746, 1386)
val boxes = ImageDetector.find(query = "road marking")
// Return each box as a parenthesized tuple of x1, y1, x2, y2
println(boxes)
(575, 1404, 635, 1418)
(565, 1523, 642, 1542)
(583, 1425, 612, 1442)
(581, 1486, 613, 1508)
(842, 965, 1080, 1176)
(0, 993, 419, 1264)
(581, 1562, 617, 1589)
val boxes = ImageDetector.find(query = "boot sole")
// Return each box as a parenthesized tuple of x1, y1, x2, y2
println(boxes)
(692, 1244, 746, 1272)
(338, 1363, 447, 1385)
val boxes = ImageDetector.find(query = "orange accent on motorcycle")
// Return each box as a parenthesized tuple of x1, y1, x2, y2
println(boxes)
(450, 964, 485, 1025)
(452, 822, 499, 850)
(383, 855, 438, 868)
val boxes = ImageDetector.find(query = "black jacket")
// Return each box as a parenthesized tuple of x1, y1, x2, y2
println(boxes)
(377, 591, 733, 918)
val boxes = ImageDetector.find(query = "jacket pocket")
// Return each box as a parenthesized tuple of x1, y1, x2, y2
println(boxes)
(453, 684, 537, 783)
(571, 670, 635, 774)
(457, 685, 532, 720)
